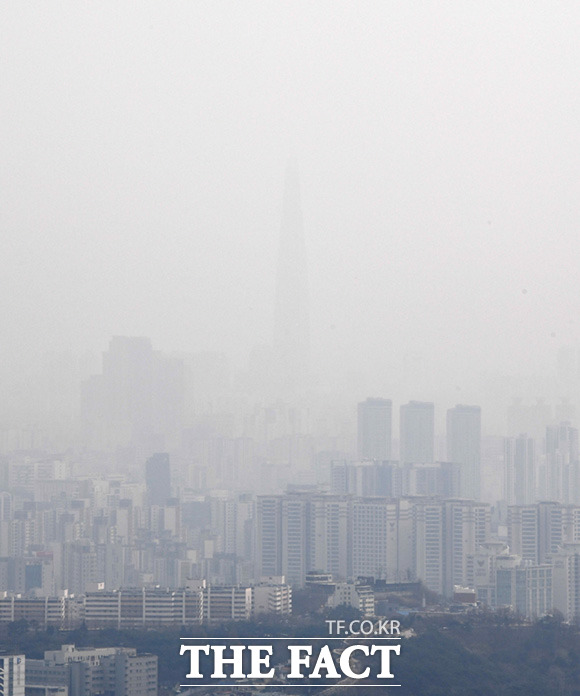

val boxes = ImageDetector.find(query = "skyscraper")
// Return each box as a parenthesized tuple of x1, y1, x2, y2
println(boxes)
(145, 453, 171, 506)
(357, 398, 392, 460)
(273, 162, 309, 394)
(447, 405, 481, 500)
(400, 401, 434, 464)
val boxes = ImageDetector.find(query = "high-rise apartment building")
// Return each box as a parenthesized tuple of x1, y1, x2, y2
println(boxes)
(349, 499, 392, 580)
(508, 504, 539, 564)
(400, 401, 434, 464)
(357, 398, 392, 460)
(537, 501, 564, 564)
(413, 498, 490, 596)
(413, 500, 444, 594)
(507, 502, 564, 566)
(447, 405, 481, 500)
(310, 496, 349, 580)
(256, 494, 416, 586)
(280, 495, 310, 586)
(256, 494, 311, 586)
(552, 542, 580, 622)
(443, 499, 490, 596)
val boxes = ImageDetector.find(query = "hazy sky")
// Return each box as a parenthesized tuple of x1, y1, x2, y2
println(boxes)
(2, 2, 580, 400)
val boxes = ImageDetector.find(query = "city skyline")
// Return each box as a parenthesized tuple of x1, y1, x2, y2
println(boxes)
(3, 3, 580, 694)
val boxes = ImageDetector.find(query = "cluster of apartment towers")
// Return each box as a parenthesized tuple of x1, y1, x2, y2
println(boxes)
(254, 397, 580, 623)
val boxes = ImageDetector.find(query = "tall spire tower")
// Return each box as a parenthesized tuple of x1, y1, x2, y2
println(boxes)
(273, 161, 310, 394)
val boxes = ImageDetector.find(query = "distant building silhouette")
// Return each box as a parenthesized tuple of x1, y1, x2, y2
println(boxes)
(357, 398, 392, 460)
(447, 405, 481, 500)
(145, 453, 171, 506)
(81, 336, 184, 451)
(544, 422, 579, 504)
(273, 162, 309, 395)
(400, 401, 434, 464)
(504, 434, 535, 505)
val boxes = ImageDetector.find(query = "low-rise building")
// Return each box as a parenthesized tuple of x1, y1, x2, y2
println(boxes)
(26, 687, 68, 696)
(0, 594, 82, 630)
(201, 584, 252, 622)
(0, 654, 25, 696)
(84, 588, 202, 629)
(327, 582, 375, 617)
(472, 548, 552, 619)
(252, 577, 292, 615)
(26, 644, 156, 696)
